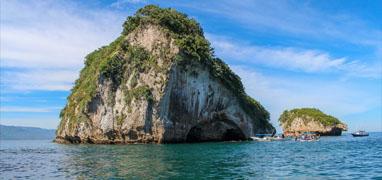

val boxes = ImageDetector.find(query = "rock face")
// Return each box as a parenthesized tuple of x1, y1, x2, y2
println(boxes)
(55, 5, 275, 144)
(279, 108, 347, 136)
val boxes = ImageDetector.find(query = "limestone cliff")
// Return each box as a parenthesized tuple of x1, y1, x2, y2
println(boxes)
(55, 5, 275, 144)
(279, 108, 347, 136)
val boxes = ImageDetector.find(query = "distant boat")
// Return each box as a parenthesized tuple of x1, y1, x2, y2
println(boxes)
(296, 132, 320, 142)
(351, 130, 369, 137)
(251, 134, 274, 142)
(250, 134, 288, 142)
(251, 136, 272, 142)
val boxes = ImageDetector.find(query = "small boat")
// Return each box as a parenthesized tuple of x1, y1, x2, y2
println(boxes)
(296, 132, 320, 142)
(251, 134, 273, 142)
(271, 134, 288, 141)
(297, 137, 319, 142)
(351, 130, 369, 137)
(250, 136, 272, 142)
(250, 134, 288, 142)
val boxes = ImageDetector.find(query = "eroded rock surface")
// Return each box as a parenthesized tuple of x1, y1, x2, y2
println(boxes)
(55, 5, 274, 144)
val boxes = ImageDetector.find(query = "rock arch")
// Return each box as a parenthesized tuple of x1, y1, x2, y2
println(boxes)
(185, 116, 246, 142)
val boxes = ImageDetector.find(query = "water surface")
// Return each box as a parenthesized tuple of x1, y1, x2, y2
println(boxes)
(1, 133, 381, 179)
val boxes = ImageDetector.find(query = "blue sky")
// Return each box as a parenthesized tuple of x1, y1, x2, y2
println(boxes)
(1, 0, 381, 132)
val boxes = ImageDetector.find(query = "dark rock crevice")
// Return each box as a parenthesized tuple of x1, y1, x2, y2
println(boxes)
(186, 115, 246, 143)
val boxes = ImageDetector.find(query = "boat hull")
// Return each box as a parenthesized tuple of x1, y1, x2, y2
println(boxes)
(351, 134, 369, 137)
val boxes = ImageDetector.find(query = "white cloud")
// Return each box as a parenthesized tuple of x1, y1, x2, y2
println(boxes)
(2, 27, 87, 68)
(0, 106, 61, 113)
(0, 0, 127, 91)
(208, 35, 381, 78)
(188, 0, 382, 49)
(231, 66, 381, 132)
(1, 69, 78, 91)
(1, 1, 380, 132)
(2, 0, 380, 92)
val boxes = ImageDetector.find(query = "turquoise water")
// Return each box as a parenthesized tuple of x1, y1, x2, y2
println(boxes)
(1, 133, 381, 179)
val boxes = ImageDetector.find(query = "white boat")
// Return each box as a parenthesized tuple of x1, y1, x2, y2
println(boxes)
(250, 136, 272, 142)
(251, 135, 288, 142)
(352, 130, 369, 137)
(297, 138, 319, 142)
(296, 132, 320, 142)
(271, 134, 288, 141)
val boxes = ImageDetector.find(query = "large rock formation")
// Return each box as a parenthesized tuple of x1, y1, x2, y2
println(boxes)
(55, 5, 275, 144)
(279, 108, 347, 136)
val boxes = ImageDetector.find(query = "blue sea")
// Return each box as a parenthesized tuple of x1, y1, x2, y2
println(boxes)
(1, 133, 381, 179)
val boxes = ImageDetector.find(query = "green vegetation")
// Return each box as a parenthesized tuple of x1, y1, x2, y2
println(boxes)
(58, 36, 155, 134)
(100, 55, 125, 85)
(58, 5, 272, 134)
(126, 46, 156, 73)
(279, 108, 343, 128)
(122, 5, 212, 63)
(116, 113, 127, 126)
(121, 5, 270, 125)
(123, 5, 203, 37)
(58, 37, 124, 134)
(124, 85, 153, 105)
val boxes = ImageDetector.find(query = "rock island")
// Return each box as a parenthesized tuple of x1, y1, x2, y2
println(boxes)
(279, 108, 347, 136)
(55, 5, 275, 144)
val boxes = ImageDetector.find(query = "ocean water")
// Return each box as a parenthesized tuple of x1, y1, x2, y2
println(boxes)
(1, 133, 381, 179)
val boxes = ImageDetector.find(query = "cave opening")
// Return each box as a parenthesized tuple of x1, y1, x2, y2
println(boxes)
(222, 128, 246, 141)
(186, 126, 202, 143)
(185, 120, 246, 143)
